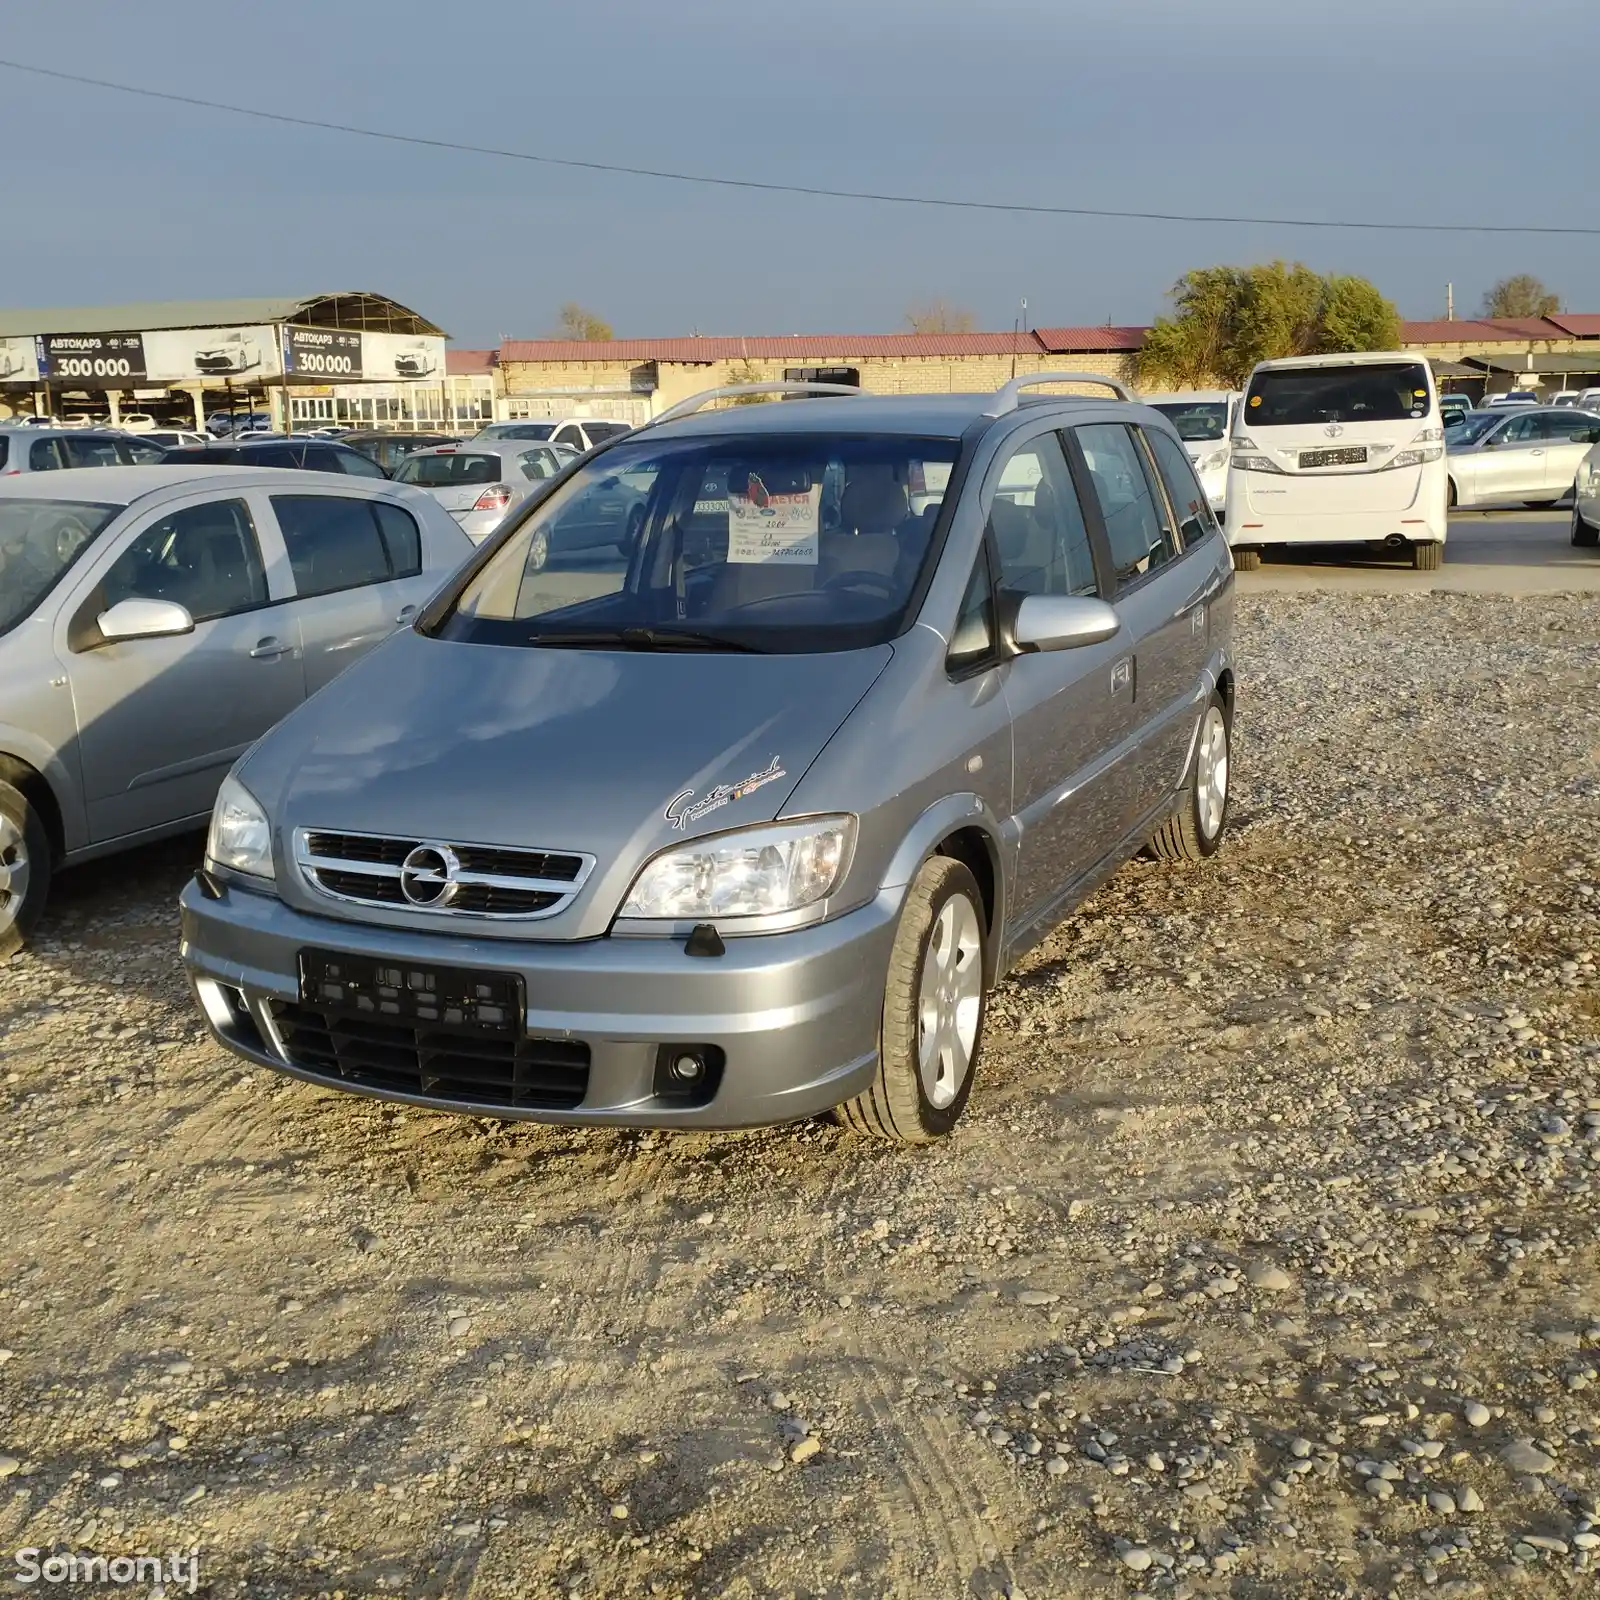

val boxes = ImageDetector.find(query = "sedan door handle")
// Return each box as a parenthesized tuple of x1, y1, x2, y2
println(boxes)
(250, 637, 293, 660)
(395, 604, 418, 626)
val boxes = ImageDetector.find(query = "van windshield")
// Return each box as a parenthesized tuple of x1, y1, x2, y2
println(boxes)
(430, 432, 962, 653)
(1244, 362, 1432, 427)
(1148, 401, 1229, 442)
(0, 499, 121, 637)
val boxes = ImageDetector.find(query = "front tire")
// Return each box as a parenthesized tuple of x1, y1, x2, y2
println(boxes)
(837, 856, 988, 1145)
(0, 780, 51, 963)
(1412, 540, 1444, 571)
(1232, 547, 1262, 572)
(1573, 510, 1599, 548)
(1149, 693, 1231, 864)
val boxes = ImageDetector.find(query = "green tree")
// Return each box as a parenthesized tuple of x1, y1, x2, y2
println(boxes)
(1138, 262, 1400, 390)
(555, 302, 613, 340)
(1482, 274, 1561, 318)
(905, 299, 977, 334)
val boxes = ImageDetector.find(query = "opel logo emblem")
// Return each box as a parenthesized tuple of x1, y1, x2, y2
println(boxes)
(400, 843, 460, 907)
(1324, 423, 1345, 438)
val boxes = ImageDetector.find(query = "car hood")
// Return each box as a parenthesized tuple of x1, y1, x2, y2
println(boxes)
(240, 628, 893, 939)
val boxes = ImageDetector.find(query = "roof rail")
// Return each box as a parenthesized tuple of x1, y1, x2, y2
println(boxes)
(983, 371, 1134, 416)
(642, 381, 866, 429)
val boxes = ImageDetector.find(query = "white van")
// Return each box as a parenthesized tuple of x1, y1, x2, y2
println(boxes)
(1141, 390, 1240, 514)
(1224, 351, 1448, 571)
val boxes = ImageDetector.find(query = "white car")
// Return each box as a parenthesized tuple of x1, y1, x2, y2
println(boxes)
(1445, 407, 1600, 510)
(1571, 442, 1600, 548)
(194, 338, 262, 375)
(474, 418, 634, 453)
(1141, 390, 1239, 513)
(1551, 390, 1585, 408)
(393, 350, 438, 378)
(1481, 390, 1540, 408)
(139, 430, 212, 450)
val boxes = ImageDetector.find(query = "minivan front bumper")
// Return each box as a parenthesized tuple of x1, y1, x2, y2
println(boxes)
(179, 875, 896, 1128)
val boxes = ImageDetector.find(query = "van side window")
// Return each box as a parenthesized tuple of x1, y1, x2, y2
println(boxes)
(1075, 423, 1181, 590)
(1144, 427, 1218, 547)
(947, 552, 997, 672)
(986, 433, 1098, 599)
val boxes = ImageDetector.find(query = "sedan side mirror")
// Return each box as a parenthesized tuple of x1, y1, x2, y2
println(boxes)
(1010, 594, 1122, 653)
(97, 597, 195, 642)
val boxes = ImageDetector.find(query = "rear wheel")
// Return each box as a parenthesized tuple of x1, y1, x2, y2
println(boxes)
(1149, 693, 1231, 864)
(1573, 509, 1599, 548)
(1447, 478, 1458, 509)
(1525, 499, 1559, 510)
(1412, 540, 1444, 571)
(0, 780, 51, 963)
(1232, 547, 1262, 572)
(837, 856, 987, 1145)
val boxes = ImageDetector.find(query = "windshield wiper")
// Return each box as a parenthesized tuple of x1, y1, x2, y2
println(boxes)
(528, 626, 767, 653)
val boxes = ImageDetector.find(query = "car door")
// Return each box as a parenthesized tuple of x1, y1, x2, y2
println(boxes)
(1475, 411, 1546, 501)
(58, 492, 302, 842)
(1533, 410, 1600, 497)
(1069, 421, 1204, 826)
(263, 489, 433, 694)
(984, 427, 1135, 931)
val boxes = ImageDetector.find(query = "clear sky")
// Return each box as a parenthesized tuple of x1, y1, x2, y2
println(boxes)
(2, 0, 1595, 345)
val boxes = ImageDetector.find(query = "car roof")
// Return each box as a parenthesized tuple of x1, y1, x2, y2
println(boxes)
(0, 425, 128, 438)
(167, 437, 356, 452)
(408, 440, 528, 457)
(1140, 389, 1237, 403)
(640, 392, 1130, 442)
(0, 464, 414, 504)
(1249, 350, 1425, 373)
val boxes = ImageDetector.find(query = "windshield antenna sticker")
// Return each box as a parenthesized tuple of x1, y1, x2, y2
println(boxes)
(665, 755, 787, 831)
(727, 478, 821, 565)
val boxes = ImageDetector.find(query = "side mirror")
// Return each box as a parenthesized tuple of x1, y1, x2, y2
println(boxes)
(97, 597, 195, 642)
(1010, 594, 1121, 653)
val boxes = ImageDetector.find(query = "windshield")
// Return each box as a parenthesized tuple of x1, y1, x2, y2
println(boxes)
(432, 432, 963, 653)
(1148, 401, 1229, 442)
(487, 423, 555, 441)
(1244, 362, 1433, 427)
(396, 451, 503, 487)
(0, 498, 122, 636)
(1446, 413, 1503, 446)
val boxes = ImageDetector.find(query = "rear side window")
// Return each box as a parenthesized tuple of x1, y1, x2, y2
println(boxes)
(334, 448, 387, 478)
(585, 422, 630, 443)
(0, 438, 7, 470)
(520, 448, 561, 482)
(60, 437, 126, 469)
(247, 444, 304, 469)
(374, 502, 422, 577)
(396, 452, 501, 488)
(29, 438, 62, 470)
(1244, 361, 1432, 426)
(1075, 423, 1181, 589)
(272, 495, 408, 597)
(101, 498, 267, 623)
(1144, 427, 1218, 547)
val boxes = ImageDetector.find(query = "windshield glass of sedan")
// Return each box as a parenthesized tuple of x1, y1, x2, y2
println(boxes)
(1244, 362, 1432, 426)
(1447, 412, 1503, 446)
(396, 452, 503, 487)
(434, 433, 961, 652)
(1148, 401, 1228, 442)
(0, 499, 121, 636)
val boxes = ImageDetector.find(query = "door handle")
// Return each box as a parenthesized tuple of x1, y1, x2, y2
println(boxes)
(250, 637, 293, 660)
(1530, 449, 1545, 457)
(395, 604, 418, 626)
(1110, 656, 1133, 694)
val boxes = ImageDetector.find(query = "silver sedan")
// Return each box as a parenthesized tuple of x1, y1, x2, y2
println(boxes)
(391, 440, 577, 544)
(0, 466, 474, 956)
(1446, 406, 1600, 510)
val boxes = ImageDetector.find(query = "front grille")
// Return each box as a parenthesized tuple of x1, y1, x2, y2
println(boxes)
(295, 829, 593, 920)
(267, 1000, 590, 1110)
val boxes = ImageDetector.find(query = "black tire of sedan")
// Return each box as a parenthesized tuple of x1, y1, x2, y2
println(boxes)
(0, 780, 50, 964)
(1574, 512, 1599, 548)
(1412, 540, 1444, 571)
(1148, 691, 1231, 864)
(838, 856, 988, 1145)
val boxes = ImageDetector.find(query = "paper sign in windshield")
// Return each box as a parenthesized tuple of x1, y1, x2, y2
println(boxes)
(727, 477, 821, 564)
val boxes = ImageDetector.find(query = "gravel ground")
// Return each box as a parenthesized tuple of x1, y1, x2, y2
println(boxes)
(1, 592, 1597, 1600)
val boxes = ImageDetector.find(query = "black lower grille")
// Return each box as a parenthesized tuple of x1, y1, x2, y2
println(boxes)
(268, 1002, 590, 1110)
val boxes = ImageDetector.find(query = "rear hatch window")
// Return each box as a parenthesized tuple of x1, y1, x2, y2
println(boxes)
(1245, 362, 1432, 427)
(397, 452, 502, 488)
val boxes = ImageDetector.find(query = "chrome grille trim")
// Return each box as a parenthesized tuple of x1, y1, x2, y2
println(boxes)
(294, 827, 594, 921)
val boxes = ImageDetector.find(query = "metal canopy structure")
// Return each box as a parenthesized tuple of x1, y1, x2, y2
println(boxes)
(0, 292, 445, 341)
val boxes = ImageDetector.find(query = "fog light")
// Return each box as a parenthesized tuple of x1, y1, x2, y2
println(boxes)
(670, 1053, 705, 1083)
(652, 1043, 726, 1105)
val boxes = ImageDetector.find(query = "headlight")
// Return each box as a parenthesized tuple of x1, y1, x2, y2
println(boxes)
(206, 774, 274, 881)
(621, 816, 856, 921)
(1198, 447, 1230, 473)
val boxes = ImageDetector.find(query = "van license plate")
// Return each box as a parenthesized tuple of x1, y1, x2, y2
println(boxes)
(1299, 447, 1367, 468)
(298, 950, 524, 1034)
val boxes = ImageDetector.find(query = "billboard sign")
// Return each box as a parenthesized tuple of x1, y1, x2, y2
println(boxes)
(143, 325, 281, 382)
(361, 330, 446, 381)
(37, 332, 147, 383)
(283, 325, 363, 379)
